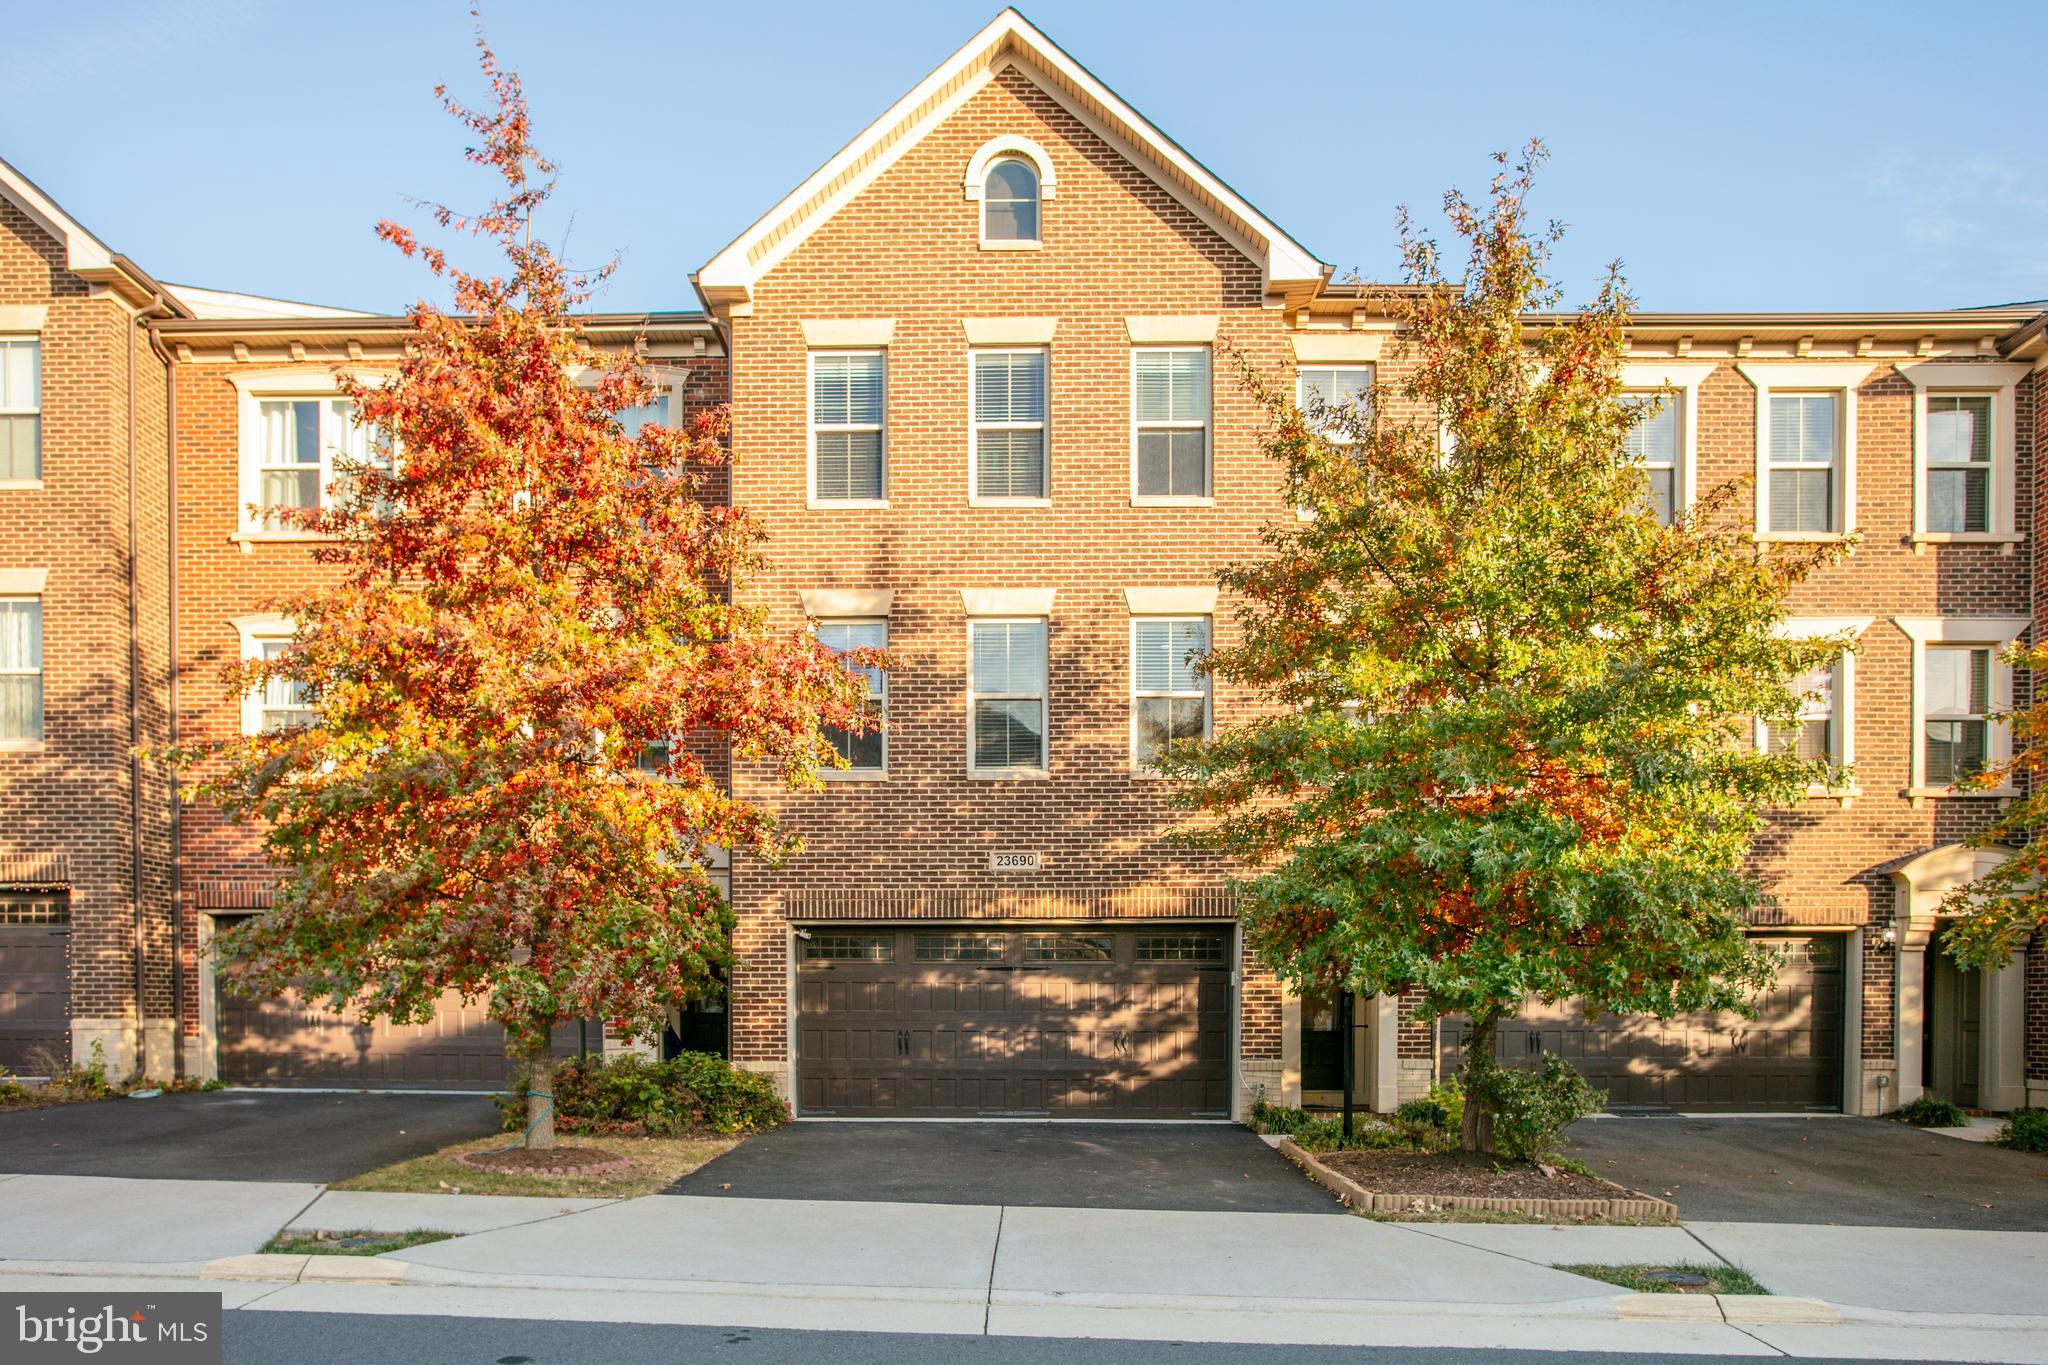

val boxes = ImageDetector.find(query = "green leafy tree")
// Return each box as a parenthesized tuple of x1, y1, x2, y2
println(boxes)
(174, 33, 874, 1148)
(1938, 641, 2045, 970)
(1165, 145, 1845, 1152)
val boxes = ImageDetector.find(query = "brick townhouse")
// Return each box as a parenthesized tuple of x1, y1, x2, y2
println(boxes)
(1, 8, 2044, 1120)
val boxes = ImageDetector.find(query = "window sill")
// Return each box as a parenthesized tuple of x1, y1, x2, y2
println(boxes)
(818, 768, 888, 782)
(978, 240, 1042, 252)
(1752, 531, 1851, 544)
(1131, 496, 1216, 509)
(1907, 784, 2018, 808)
(1910, 532, 2022, 556)
(1798, 784, 1861, 808)
(806, 499, 891, 511)
(969, 767, 1051, 781)
(969, 496, 1052, 509)
(231, 529, 340, 544)
(0, 480, 45, 491)
(0, 739, 46, 754)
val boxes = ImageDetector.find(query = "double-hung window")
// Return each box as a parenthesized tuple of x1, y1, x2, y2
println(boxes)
(255, 398, 386, 518)
(1132, 617, 1209, 771)
(0, 596, 42, 743)
(968, 618, 1047, 774)
(1767, 394, 1839, 533)
(0, 338, 40, 484)
(615, 390, 671, 440)
(1923, 646, 1990, 786)
(972, 350, 1047, 500)
(1625, 393, 1680, 525)
(810, 351, 886, 504)
(255, 639, 316, 732)
(1767, 658, 1838, 763)
(816, 619, 886, 774)
(1925, 395, 1991, 534)
(1298, 367, 1373, 447)
(1133, 348, 1210, 500)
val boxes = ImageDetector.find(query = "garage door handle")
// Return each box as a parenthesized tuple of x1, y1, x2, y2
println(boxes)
(896, 1029, 910, 1057)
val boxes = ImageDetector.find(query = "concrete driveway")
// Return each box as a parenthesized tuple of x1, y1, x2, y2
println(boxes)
(0, 1090, 499, 1183)
(1565, 1114, 2048, 1230)
(671, 1121, 1341, 1214)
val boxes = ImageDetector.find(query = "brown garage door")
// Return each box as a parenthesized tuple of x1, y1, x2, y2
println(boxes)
(1, 893, 70, 1075)
(797, 923, 1231, 1118)
(1439, 934, 1845, 1111)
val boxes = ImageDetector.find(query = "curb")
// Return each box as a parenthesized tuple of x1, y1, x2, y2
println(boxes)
(1276, 1137, 1678, 1224)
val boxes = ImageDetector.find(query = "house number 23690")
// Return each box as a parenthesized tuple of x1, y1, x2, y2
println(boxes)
(989, 851, 1043, 871)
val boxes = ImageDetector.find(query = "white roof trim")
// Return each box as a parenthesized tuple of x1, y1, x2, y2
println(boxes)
(166, 283, 373, 321)
(0, 155, 116, 277)
(695, 8, 1323, 306)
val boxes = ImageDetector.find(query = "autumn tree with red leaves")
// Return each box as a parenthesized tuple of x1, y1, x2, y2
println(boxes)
(1165, 146, 1846, 1153)
(179, 34, 873, 1147)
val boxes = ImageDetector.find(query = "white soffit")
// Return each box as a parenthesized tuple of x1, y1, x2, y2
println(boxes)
(0, 154, 116, 277)
(694, 8, 1325, 308)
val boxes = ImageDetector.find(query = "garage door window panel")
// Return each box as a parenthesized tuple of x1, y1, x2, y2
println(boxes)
(915, 933, 1006, 962)
(804, 933, 894, 962)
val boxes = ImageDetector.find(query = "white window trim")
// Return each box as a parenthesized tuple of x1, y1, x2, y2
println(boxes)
(1737, 362, 1873, 540)
(1898, 361, 2029, 552)
(1756, 616, 1873, 804)
(814, 617, 888, 782)
(1618, 363, 1714, 521)
(0, 331, 44, 490)
(966, 615, 1050, 780)
(976, 156, 1044, 250)
(1893, 615, 2029, 803)
(229, 368, 395, 543)
(968, 346, 1051, 507)
(231, 612, 299, 737)
(1130, 346, 1213, 507)
(807, 348, 889, 510)
(963, 136, 1058, 201)
(0, 591, 43, 750)
(1129, 615, 1212, 777)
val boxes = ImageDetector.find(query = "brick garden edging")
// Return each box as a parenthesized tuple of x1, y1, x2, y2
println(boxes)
(1276, 1137, 1678, 1224)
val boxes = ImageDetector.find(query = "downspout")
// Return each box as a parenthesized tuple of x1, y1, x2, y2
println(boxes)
(127, 305, 144, 1079)
(147, 316, 181, 1078)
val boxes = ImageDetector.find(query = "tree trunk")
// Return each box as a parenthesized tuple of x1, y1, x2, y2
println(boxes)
(1460, 1015, 1498, 1154)
(522, 1037, 557, 1151)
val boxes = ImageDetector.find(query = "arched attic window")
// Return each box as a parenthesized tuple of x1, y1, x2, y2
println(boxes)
(982, 159, 1040, 243)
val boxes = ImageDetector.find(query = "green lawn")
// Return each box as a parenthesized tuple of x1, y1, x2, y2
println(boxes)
(1556, 1262, 1770, 1295)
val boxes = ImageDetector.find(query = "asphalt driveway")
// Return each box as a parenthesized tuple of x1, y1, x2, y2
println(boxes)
(1565, 1114, 2048, 1231)
(672, 1121, 1341, 1214)
(0, 1090, 500, 1183)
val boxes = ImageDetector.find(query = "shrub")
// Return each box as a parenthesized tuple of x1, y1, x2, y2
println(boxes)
(499, 1050, 787, 1137)
(1996, 1107, 2048, 1153)
(1247, 1098, 1451, 1154)
(1396, 1078, 1465, 1130)
(1893, 1095, 1969, 1128)
(1467, 1053, 1603, 1164)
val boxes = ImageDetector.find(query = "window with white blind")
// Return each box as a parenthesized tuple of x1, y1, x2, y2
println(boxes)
(1925, 394, 1992, 534)
(254, 398, 389, 518)
(1625, 393, 1680, 525)
(1132, 616, 1209, 771)
(1766, 393, 1839, 533)
(255, 638, 316, 733)
(810, 351, 886, 503)
(1767, 658, 1840, 764)
(0, 597, 42, 744)
(615, 390, 671, 440)
(968, 618, 1047, 774)
(816, 619, 886, 774)
(0, 338, 40, 484)
(982, 159, 1041, 243)
(972, 350, 1047, 500)
(1923, 646, 1990, 786)
(1298, 366, 1373, 443)
(1133, 348, 1210, 500)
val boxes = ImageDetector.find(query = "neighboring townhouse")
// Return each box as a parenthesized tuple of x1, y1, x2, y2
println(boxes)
(1, 9, 2045, 1119)
(0, 159, 182, 1082)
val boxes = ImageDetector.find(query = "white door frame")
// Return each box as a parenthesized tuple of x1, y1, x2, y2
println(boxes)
(1888, 843, 2027, 1111)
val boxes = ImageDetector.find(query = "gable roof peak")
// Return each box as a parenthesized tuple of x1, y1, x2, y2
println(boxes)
(694, 8, 1325, 313)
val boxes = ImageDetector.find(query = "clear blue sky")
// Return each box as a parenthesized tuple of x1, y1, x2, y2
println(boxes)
(11, 1, 2046, 315)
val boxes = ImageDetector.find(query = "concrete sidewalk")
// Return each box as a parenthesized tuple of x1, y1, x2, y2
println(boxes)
(5, 1174, 2047, 1359)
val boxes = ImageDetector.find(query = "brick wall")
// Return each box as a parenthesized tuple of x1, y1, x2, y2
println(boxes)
(0, 201, 174, 1077)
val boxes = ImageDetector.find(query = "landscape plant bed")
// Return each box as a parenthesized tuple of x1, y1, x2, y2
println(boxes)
(333, 1133, 737, 1199)
(1278, 1138, 1676, 1224)
(260, 1230, 455, 1257)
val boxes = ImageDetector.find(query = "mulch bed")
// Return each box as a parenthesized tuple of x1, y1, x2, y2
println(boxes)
(1318, 1149, 1624, 1201)
(454, 1145, 629, 1176)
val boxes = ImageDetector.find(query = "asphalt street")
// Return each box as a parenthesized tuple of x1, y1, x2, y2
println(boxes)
(221, 1312, 1971, 1365)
